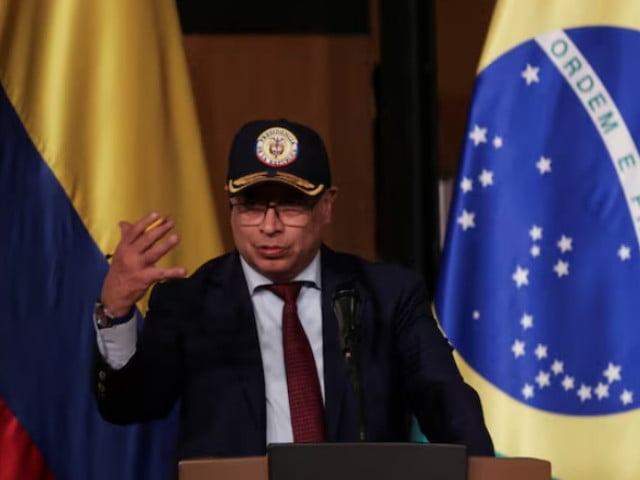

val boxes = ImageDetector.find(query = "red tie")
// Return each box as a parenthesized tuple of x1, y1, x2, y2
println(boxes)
(268, 282, 326, 442)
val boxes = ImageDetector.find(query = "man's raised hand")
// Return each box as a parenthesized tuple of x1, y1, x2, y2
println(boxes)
(100, 212, 186, 316)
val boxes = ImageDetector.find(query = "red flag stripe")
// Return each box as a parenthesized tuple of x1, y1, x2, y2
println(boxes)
(0, 397, 55, 480)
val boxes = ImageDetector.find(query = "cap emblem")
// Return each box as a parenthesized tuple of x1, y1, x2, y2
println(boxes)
(255, 127, 299, 167)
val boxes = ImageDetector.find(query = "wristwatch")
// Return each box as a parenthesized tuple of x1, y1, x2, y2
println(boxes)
(95, 300, 135, 329)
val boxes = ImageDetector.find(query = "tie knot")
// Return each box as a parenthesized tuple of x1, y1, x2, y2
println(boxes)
(267, 282, 304, 303)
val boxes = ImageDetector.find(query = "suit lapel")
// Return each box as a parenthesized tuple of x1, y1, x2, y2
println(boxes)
(204, 252, 266, 438)
(321, 246, 360, 441)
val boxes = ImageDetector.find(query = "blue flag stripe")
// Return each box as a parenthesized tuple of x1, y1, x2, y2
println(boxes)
(0, 85, 177, 480)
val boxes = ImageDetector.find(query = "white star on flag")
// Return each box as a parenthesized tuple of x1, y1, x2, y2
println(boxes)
(553, 260, 569, 278)
(535, 370, 551, 388)
(478, 169, 494, 187)
(562, 375, 575, 391)
(522, 383, 535, 399)
(534, 344, 548, 360)
(512, 266, 529, 287)
(493, 136, 503, 148)
(530, 244, 541, 257)
(511, 339, 526, 358)
(618, 244, 631, 261)
(473, 310, 480, 320)
(551, 360, 564, 375)
(621, 390, 634, 406)
(460, 177, 473, 193)
(603, 363, 622, 383)
(520, 313, 533, 330)
(529, 225, 543, 241)
(521, 63, 540, 85)
(469, 125, 488, 146)
(536, 156, 552, 174)
(577, 384, 592, 402)
(457, 210, 476, 231)
(595, 382, 610, 400)
(557, 235, 573, 253)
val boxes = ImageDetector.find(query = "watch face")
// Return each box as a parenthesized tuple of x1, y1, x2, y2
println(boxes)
(95, 302, 113, 329)
(95, 302, 134, 328)
(97, 318, 111, 329)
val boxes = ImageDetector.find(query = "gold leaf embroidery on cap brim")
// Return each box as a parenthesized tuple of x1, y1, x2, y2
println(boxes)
(227, 172, 325, 196)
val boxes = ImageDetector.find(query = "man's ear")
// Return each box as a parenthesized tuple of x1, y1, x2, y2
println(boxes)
(320, 187, 338, 224)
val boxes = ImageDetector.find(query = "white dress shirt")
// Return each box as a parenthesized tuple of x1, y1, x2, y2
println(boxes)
(96, 251, 325, 445)
(240, 252, 325, 444)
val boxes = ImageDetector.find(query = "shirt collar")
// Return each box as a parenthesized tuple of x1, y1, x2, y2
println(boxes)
(240, 250, 322, 294)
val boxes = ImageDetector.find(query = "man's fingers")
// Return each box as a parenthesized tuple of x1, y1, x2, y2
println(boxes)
(134, 217, 175, 253)
(118, 221, 133, 238)
(123, 212, 162, 244)
(141, 232, 180, 265)
(146, 266, 187, 283)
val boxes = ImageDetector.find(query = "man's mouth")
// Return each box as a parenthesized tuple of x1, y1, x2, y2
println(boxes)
(257, 245, 287, 258)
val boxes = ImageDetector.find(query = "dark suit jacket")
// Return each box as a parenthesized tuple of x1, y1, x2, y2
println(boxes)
(94, 246, 493, 460)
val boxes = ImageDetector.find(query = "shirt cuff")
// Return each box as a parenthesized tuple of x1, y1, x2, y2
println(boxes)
(94, 311, 138, 369)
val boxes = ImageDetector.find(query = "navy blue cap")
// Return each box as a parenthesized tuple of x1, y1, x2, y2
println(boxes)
(226, 119, 331, 196)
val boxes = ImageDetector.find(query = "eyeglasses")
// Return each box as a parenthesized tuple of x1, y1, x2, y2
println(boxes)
(231, 199, 318, 227)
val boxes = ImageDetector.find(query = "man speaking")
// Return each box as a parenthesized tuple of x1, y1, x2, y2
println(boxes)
(93, 119, 494, 461)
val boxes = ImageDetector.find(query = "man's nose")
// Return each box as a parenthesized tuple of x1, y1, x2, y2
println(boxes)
(260, 206, 284, 233)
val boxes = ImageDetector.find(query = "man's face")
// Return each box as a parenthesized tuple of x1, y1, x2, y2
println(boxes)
(230, 183, 337, 283)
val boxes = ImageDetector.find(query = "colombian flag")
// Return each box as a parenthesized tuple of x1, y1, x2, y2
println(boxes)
(0, 1, 223, 478)
(437, 1, 640, 478)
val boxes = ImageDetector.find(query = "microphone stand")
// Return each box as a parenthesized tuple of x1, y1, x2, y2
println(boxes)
(333, 289, 366, 441)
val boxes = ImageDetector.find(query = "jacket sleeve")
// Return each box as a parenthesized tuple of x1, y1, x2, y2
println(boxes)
(93, 279, 194, 425)
(393, 271, 495, 456)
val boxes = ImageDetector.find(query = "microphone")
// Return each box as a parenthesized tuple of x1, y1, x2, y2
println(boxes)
(332, 287, 366, 441)
(332, 288, 360, 354)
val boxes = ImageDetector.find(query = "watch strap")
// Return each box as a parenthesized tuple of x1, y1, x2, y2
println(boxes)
(95, 301, 135, 329)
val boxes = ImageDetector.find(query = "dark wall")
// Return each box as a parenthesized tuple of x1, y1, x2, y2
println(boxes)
(436, 0, 495, 176)
(177, 0, 369, 34)
(375, 0, 440, 291)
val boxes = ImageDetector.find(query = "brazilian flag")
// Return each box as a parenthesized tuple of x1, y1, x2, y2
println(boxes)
(437, 1, 640, 478)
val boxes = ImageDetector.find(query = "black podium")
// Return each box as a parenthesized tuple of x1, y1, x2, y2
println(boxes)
(269, 443, 466, 480)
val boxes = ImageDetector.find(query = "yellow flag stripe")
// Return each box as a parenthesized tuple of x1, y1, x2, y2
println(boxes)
(479, 0, 640, 71)
(0, 0, 222, 274)
(456, 353, 640, 479)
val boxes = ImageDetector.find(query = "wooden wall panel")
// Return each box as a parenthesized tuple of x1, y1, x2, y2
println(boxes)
(435, 0, 495, 176)
(183, 35, 377, 260)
